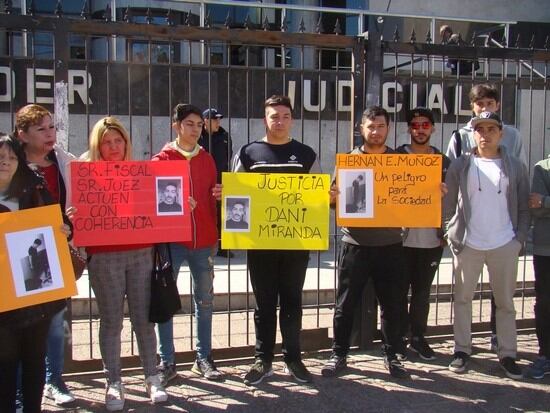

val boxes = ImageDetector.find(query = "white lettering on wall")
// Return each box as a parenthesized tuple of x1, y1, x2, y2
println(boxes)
(303, 79, 326, 112)
(0, 67, 14, 102)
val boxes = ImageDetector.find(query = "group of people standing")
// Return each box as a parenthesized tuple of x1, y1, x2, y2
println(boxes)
(1, 84, 549, 412)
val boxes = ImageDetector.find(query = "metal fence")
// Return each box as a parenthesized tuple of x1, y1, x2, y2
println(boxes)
(0, 5, 548, 373)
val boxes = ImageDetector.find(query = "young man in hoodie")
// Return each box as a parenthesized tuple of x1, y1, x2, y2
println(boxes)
(153, 104, 223, 385)
(444, 111, 529, 379)
(396, 107, 451, 360)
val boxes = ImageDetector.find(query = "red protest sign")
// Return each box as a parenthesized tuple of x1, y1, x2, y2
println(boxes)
(71, 161, 191, 246)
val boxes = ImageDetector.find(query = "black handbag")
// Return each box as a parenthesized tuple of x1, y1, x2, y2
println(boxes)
(149, 244, 181, 323)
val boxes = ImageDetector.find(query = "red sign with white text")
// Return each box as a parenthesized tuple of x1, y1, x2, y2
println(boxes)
(71, 161, 191, 246)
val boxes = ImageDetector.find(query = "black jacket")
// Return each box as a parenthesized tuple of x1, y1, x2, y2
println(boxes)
(0, 173, 67, 329)
(199, 127, 232, 183)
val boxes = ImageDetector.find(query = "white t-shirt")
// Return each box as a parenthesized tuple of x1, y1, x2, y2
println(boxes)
(465, 157, 514, 250)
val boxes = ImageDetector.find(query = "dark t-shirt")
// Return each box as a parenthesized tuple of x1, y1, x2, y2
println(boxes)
(158, 202, 182, 212)
(226, 219, 248, 229)
(233, 139, 319, 174)
(340, 146, 403, 246)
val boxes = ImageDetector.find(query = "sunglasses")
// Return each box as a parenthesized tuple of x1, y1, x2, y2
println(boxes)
(410, 121, 432, 130)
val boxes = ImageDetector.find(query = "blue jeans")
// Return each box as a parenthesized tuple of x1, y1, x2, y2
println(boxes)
(156, 244, 214, 363)
(45, 307, 67, 385)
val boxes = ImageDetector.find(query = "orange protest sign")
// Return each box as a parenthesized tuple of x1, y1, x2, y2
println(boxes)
(0, 205, 77, 313)
(335, 153, 442, 227)
(71, 161, 192, 246)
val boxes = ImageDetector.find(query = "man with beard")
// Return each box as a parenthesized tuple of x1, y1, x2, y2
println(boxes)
(322, 106, 410, 379)
(395, 107, 451, 360)
(158, 181, 182, 213)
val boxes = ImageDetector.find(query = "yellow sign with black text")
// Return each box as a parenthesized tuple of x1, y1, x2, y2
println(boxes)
(221, 172, 330, 250)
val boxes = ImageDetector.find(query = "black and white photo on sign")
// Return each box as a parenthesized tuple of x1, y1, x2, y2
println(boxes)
(156, 177, 184, 216)
(5, 226, 64, 297)
(224, 196, 250, 232)
(338, 169, 374, 218)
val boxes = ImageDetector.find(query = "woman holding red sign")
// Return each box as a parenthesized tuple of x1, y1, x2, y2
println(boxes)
(82, 117, 167, 410)
(0, 133, 70, 413)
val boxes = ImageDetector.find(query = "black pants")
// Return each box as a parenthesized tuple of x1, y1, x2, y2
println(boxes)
(400, 246, 443, 338)
(332, 242, 407, 357)
(247, 249, 309, 363)
(533, 255, 550, 358)
(0, 318, 51, 413)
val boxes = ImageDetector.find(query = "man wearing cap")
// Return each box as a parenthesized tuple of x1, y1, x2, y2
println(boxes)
(199, 108, 233, 257)
(447, 84, 528, 353)
(396, 107, 451, 360)
(444, 111, 529, 379)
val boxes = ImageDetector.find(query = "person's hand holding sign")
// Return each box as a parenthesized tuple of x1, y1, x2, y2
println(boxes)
(189, 196, 197, 211)
(329, 184, 340, 205)
(212, 183, 223, 201)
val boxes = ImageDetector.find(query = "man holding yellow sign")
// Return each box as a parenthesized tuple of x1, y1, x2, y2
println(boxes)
(232, 95, 321, 386)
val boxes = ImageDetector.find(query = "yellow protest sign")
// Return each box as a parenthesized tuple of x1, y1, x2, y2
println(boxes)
(0, 205, 77, 313)
(221, 172, 330, 250)
(336, 153, 442, 227)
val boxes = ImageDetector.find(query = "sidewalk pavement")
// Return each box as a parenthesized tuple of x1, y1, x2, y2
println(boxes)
(44, 333, 549, 412)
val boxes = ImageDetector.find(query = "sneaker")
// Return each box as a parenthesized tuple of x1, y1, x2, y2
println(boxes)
(449, 352, 469, 373)
(490, 334, 499, 353)
(321, 353, 347, 377)
(43, 382, 76, 405)
(191, 357, 224, 381)
(284, 360, 313, 383)
(145, 375, 168, 403)
(15, 390, 23, 413)
(409, 336, 436, 361)
(105, 381, 125, 412)
(243, 359, 273, 386)
(395, 338, 408, 361)
(384, 355, 410, 378)
(158, 363, 178, 387)
(524, 356, 550, 379)
(500, 357, 522, 380)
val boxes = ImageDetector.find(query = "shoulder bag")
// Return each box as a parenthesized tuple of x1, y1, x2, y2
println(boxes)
(149, 244, 182, 323)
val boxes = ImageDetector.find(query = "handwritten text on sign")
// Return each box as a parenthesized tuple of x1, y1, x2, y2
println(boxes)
(221, 172, 330, 250)
(336, 154, 442, 227)
(71, 161, 191, 246)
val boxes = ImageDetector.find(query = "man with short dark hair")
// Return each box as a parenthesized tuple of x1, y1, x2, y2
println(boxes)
(396, 107, 451, 360)
(225, 200, 248, 229)
(444, 111, 529, 379)
(232, 95, 320, 386)
(322, 106, 410, 379)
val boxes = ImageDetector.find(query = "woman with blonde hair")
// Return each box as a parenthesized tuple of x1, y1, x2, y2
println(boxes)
(83, 116, 167, 410)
